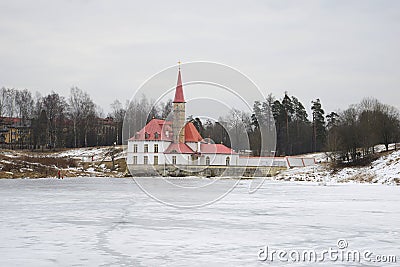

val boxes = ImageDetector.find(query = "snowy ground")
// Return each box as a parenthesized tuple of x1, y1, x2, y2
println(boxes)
(0, 146, 127, 178)
(0, 178, 399, 266)
(51, 146, 126, 162)
(276, 149, 400, 185)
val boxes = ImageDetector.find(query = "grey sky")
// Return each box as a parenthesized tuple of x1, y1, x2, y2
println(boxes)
(1, 0, 399, 116)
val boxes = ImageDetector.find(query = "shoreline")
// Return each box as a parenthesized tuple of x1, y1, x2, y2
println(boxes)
(1, 175, 398, 186)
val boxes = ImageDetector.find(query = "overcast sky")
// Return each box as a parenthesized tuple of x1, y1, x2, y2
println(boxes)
(1, 0, 399, 116)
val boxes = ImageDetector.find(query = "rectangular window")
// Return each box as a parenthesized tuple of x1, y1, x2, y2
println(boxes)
(154, 144, 158, 153)
(144, 144, 148, 153)
(133, 144, 138, 153)
(133, 156, 137, 165)
(154, 156, 158, 165)
(144, 156, 148, 165)
(172, 156, 177, 165)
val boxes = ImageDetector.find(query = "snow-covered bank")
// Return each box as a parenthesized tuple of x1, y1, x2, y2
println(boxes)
(275, 150, 400, 185)
(0, 146, 127, 178)
(51, 146, 126, 161)
(1, 146, 399, 184)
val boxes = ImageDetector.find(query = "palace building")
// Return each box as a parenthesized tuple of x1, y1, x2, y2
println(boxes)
(127, 68, 239, 169)
(126, 68, 315, 176)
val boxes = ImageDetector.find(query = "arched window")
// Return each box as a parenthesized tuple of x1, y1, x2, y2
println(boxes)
(226, 156, 230, 166)
(206, 156, 210, 166)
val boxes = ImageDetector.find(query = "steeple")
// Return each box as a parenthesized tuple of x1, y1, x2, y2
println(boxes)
(173, 69, 185, 103)
(172, 65, 186, 143)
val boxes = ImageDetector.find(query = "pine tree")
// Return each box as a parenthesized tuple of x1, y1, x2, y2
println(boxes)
(282, 93, 294, 154)
(272, 100, 285, 155)
(326, 111, 340, 156)
(311, 99, 326, 152)
(291, 96, 310, 154)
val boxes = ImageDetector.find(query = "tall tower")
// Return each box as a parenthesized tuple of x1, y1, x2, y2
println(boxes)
(172, 68, 186, 143)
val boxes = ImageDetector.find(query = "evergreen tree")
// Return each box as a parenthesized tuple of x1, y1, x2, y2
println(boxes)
(326, 111, 340, 156)
(311, 99, 326, 152)
(291, 96, 310, 154)
(271, 99, 285, 155)
(282, 93, 294, 154)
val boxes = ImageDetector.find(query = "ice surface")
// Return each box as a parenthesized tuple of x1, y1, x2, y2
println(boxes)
(0, 178, 399, 266)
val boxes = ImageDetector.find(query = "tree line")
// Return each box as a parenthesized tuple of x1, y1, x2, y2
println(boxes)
(186, 93, 400, 164)
(2, 86, 399, 163)
(0, 87, 127, 149)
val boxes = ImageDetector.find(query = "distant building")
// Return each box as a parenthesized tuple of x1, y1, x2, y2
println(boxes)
(0, 117, 31, 146)
(96, 117, 118, 146)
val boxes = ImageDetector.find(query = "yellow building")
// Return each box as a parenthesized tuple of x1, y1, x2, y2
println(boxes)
(0, 117, 31, 145)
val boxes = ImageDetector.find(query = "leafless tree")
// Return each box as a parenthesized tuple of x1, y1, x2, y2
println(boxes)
(42, 92, 67, 149)
(110, 99, 126, 144)
(68, 87, 96, 147)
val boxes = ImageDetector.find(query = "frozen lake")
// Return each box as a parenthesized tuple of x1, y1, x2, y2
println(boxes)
(0, 178, 399, 266)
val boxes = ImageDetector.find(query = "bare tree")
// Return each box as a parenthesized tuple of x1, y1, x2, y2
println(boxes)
(42, 92, 67, 149)
(68, 87, 96, 147)
(110, 100, 126, 145)
(0, 87, 7, 117)
(377, 103, 400, 151)
(2, 88, 17, 117)
(15, 89, 34, 124)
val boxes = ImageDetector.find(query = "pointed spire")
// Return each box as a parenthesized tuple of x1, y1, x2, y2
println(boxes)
(173, 67, 185, 103)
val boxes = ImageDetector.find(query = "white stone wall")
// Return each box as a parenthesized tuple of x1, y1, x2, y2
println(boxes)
(199, 153, 239, 166)
(238, 157, 288, 167)
(302, 158, 316, 166)
(161, 153, 239, 166)
(127, 140, 171, 165)
(164, 153, 194, 165)
(128, 139, 316, 168)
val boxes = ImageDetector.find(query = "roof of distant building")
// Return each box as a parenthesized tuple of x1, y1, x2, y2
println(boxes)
(129, 119, 205, 143)
(164, 143, 194, 154)
(184, 122, 202, 142)
(200, 143, 237, 154)
(129, 119, 173, 141)
(0, 117, 22, 125)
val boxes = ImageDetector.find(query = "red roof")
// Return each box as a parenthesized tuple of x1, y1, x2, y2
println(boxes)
(0, 117, 21, 125)
(173, 70, 185, 103)
(129, 119, 172, 141)
(164, 143, 194, 154)
(200, 143, 237, 154)
(184, 122, 202, 142)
